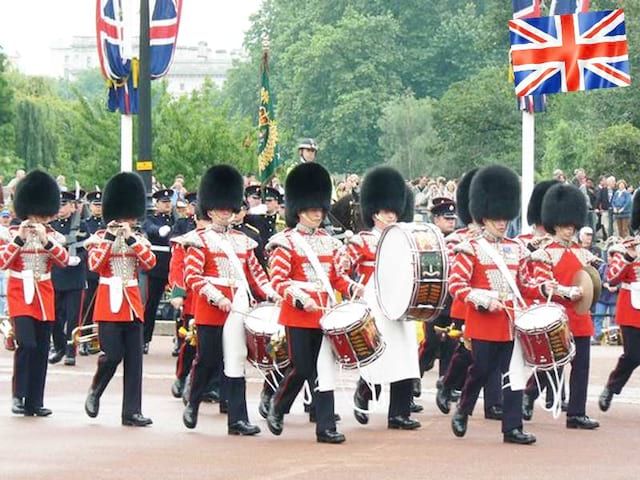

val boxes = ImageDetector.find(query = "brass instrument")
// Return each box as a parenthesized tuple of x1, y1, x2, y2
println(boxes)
(68, 324, 100, 352)
(178, 318, 197, 347)
(1, 318, 16, 351)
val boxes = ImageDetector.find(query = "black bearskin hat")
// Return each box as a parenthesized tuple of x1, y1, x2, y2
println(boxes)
(541, 183, 587, 234)
(632, 190, 640, 232)
(198, 165, 244, 215)
(399, 185, 415, 223)
(456, 167, 479, 225)
(14, 170, 60, 220)
(469, 165, 521, 223)
(102, 172, 146, 223)
(527, 179, 560, 226)
(285, 162, 332, 228)
(360, 166, 407, 228)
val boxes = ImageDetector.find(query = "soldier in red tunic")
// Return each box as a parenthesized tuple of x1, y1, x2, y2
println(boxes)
(83, 172, 156, 427)
(181, 165, 277, 435)
(449, 165, 545, 445)
(528, 183, 602, 429)
(266, 162, 356, 444)
(599, 191, 640, 412)
(0, 170, 68, 417)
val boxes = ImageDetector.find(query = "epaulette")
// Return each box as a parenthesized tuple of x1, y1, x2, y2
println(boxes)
(180, 229, 204, 248)
(83, 232, 104, 248)
(529, 248, 552, 264)
(453, 240, 475, 256)
(266, 231, 292, 251)
(347, 233, 365, 248)
(244, 223, 260, 236)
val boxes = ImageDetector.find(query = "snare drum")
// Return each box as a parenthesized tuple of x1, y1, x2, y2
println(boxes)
(514, 303, 575, 370)
(244, 303, 289, 371)
(375, 222, 448, 322)
(320, 302, 385, 369)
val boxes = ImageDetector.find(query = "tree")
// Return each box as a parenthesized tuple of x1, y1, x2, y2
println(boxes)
(585, 123, 640, 181)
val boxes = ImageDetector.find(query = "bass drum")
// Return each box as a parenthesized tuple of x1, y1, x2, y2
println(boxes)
(375, 222, 448, 322)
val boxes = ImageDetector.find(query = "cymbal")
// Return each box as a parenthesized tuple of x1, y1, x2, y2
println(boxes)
(571, 267, 599, 315)
(583, 265, 602, 310)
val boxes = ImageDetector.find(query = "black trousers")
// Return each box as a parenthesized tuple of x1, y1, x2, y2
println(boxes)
(13, 317, 52, 410)
(356, 376, 412, 418)
(188, 325, 248, 424)
(273, 326, 337, 433)
(419, 319, 456, 378)
(524, 366, 566, 406)
(52, 289, 84, 357)
(143, 275, 167, 344)
(566, 336, 591, 417)
(81, 279, 99, 326)
(91, 320, 144, 418)
(458, 340, 521, 433)
(607, 326, 640, 394)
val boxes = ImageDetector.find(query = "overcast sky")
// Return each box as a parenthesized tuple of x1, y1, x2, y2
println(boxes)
(0, 0, 263, 75)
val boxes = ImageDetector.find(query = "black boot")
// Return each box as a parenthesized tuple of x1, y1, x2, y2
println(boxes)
(522, 393, 534, 421)
(228, 420, 261, 436)
(451, 410, 468, 437)
(412, 378, 422, 398)
(599, 387, 613, 412)
(171, 378, 184, 398)
(388, 415, 421, 430)
(11, 396, 24, 415)
(353, 389, 369, 425)
(566, 415, 600, 430)
(503, 428, 536, 445)
(183, 403, 199, 429)
(317, 429, 346, 444)
(436, 386, 451, 414)
(266, 398, 284, 436)
(85, 389, 100, 418)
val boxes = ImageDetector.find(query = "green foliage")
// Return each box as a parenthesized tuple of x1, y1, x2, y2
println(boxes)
(585, 123, 640, 181)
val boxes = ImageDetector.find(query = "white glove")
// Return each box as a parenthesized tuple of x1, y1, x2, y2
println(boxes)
(158, 225, 171, 238)
(68, 256, 81, 267)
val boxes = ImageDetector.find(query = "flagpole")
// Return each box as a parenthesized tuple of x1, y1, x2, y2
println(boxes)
(120, 0, 136, 172)
(521, 110, 535, 232)
(137, 0, 153, 198)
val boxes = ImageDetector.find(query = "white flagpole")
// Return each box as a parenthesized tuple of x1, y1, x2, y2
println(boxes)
(521, 110, 535, 233)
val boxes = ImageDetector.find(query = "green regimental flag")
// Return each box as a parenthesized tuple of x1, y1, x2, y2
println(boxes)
(257, 47, 280, 182)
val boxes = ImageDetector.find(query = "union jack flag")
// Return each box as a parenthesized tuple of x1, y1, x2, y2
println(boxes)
(551, 0, 590, 15)
(512, 0, 541, 20)
(96, 0, 182, 114)
(509, 9, 630, 97)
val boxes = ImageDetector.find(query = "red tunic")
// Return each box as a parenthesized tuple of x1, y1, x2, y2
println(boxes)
(268, 226, 353, 329)
(529, 240, 600, 337)
(446, 225, 481, 321)
(184, 225, 271, 326)
(337, 230, 379, 285)
(607, 246, 640, 328)
(0, 226, 68, 321)
(86, 230, 156, 322)
(448, 231, 542, 341)
(169, 236, 195, 316)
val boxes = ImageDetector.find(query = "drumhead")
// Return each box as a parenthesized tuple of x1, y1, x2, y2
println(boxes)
(244, 303, 281, 333)
(320, 302, 368, 330)
(375, 224, 414, 320)
(515, 304, 565, 330)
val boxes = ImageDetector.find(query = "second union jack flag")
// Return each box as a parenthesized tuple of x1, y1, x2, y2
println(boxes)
(509, 9, 630, 97)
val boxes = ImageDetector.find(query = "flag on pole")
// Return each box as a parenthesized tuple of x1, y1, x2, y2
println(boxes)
(96, 0, 182, 114)
(257, 39, 281, 182)
(551, 0, 590, 15)
(509, 9, 630, 97)
(512, 0, 541, 19)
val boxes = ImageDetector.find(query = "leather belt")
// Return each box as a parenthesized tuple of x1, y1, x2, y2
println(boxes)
(9, 271, 51, 282)
(290, 280, 325, 292)
(99, 277, 138, 288)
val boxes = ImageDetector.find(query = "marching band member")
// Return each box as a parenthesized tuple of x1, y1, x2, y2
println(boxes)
(528, 183, 602, 429)
(266, 162, 358, 444)
(84, 172, 156, 427)
(0, 170, 68, 417)
(448, 165, 544, 445)
(340, 166, 421, 430)
(182, 165, 278, 435)
(599, 191, 640, 412)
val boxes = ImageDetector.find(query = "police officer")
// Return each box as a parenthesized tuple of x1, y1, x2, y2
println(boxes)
(49, 191, 89, 366)
(80, 191, 105, 356)
(173, 192, 197, 237)
(246, 186, 284, 248)
(142, 188, 175, 354)
(298, 138, 318, 163)
(245, 185, 266, 215)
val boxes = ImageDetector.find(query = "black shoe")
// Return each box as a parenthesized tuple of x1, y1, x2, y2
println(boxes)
(309, 411, 341, 423)
(11, 396, 25, 415)
(451, 410, 468, 438)
(78, 344, 89, 356)
(266, 399, 284, 436)
(412, 378, 422, 398)
(171, 379, 184, 399)
(561, 401, 569, 412)
(24, 407, 52, 417)
(522, 394, 534, 421)
(388, 415, 421, 430)
(316, 429, 346, 444)
(48, 350, 64, 364)
(353, 390, 369, 425)
(63, 356, 76, 366)
(228, 420, 261, 436)
(202, 389, 220, 403)
(436, 386, 451, 415)
(85, 390, 100, 418)
(435, 376, 444, 390)
(599, 387, 613, 412)
(122, 413, 153, 427)
(183, 403, 198, 429)
(503, 428, 536, 445)
(171, 342, 180, 357)
(484, 405, 503, 421)
(410, 400, 424, 413)
(566, 415, 599, 430)
(143, 343, 149, 355)
(219, 400, 229, 414)
(259, 390, 271, 420)
(450, 390, 461, 402)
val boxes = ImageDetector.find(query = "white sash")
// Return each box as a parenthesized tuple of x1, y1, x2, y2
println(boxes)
(22, 270, 35, 305)
(207, 229, 254, 302)
(290, 231, 336, 305)
(109, 277, 124, 313)
(476, 238, 526, 308)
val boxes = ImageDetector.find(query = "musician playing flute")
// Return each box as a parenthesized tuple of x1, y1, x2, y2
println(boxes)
(266, 162, 360, 444)
(83, 172, 156, 427)
(528, 183, 602, 429)
(449, 165, 546, 445)
(338, 166, 420, 430)
(0, 170, 68, 417)
(181, 165, 278, 436)
(599, 191, 640, 412)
